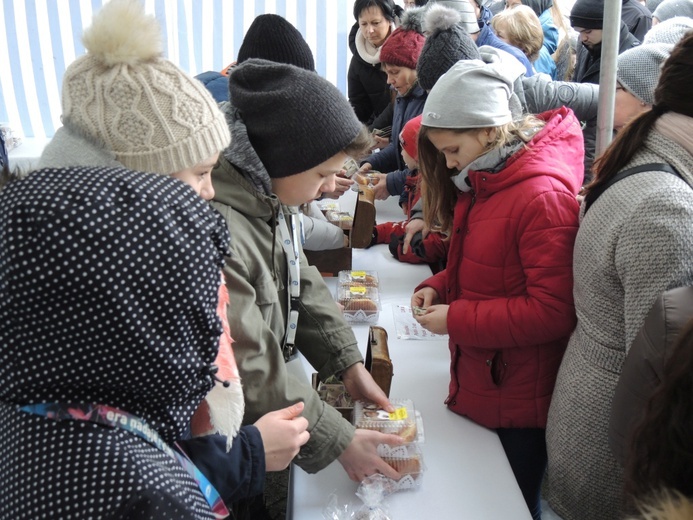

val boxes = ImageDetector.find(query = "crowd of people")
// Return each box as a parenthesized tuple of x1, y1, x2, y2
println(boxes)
(1, 0, 693, 519)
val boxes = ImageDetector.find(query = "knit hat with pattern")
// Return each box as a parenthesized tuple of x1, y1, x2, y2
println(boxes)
(653, 0, 693, 22)
(570, 0, 604, 29)
(379, 6, 427, 69)
(617, 43, 673, 105)
(644, 16, 693, 44)
(236, 14, 315, 71)
(229, 59, 365, 178)
(417, 3, 481, 90)
(60, 0, 230, 176)
(423, 59, 514, 128)
(400, 114, 423, 159)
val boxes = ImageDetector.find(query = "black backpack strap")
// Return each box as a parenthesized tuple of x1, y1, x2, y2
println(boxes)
(583, 163, 682, 215)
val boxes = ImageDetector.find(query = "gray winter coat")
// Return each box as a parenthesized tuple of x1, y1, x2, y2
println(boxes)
(546, 130, 693, 520)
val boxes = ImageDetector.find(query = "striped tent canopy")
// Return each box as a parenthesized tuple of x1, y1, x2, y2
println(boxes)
(1, 0, 363, 139)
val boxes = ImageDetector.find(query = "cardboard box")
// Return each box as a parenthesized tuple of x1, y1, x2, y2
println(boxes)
(312, 326, 393, 418)
(304, 186, 376, 276)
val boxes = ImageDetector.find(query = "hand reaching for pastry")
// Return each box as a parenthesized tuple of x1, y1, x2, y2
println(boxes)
(341, 362, 394, 413)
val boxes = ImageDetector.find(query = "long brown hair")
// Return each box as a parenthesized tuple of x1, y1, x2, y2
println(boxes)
(585, 31, 693, 197)
(417, 115, 545, 233)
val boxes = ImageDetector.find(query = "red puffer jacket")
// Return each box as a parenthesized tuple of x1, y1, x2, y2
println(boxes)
(416, 107, 583, 429)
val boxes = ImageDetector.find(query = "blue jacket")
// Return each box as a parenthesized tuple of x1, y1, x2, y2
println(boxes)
(196, 71, 230, 103)
(180, 427, 265, 503)
(476, 24, 534, 78)
(363, 84, 427, 197)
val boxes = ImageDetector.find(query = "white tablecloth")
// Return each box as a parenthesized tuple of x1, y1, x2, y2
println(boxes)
(291, 194, 531, 519)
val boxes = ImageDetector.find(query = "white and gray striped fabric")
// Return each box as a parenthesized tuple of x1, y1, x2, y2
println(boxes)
(1, 0, 365, 139)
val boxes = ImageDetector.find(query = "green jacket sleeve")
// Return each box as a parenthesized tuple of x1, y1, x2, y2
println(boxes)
(210, 200, 359, 473)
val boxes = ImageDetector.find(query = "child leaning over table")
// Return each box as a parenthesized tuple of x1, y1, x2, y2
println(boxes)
(369, 114, 448, 270)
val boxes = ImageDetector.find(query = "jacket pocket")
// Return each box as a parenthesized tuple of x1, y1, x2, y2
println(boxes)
(487, 351, 507, 387)
(254, 276, 281, 323)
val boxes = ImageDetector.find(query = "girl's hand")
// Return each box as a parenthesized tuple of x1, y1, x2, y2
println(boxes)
(415, 304, 449, 335)
(411, 287, 440, 309)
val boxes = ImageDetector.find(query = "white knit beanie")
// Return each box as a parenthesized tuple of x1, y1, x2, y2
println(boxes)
(617, 43, 673, 105)
(423, 59, 514, 129)
(61, 0, 230, 175)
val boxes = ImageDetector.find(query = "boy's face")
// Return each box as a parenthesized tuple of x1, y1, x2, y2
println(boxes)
(271, 152, 348, 206)
(401, 148, 417, 171)
(170, 153, 219, 201)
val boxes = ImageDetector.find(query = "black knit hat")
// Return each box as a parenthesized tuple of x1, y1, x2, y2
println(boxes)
(570, 0, 605, 30)
(230, 59, 365, 178)
(236, 14, 315, 71)
(417, 4, 481, 91)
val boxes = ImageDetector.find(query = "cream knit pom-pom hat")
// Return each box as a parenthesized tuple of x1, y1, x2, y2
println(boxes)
(61, 0, 230, 175)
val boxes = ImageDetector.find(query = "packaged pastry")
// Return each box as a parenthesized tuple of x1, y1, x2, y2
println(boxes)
(377, 443, 425, 490)
(338, 270, 379, 289)
(316, 199, 340, 215)
(337, 285, 380, 324)
(326, 210, 354, 230)
(353, 399, 418, 443)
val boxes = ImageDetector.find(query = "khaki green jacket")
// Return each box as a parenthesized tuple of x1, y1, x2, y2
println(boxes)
(211, 156, 362, 473)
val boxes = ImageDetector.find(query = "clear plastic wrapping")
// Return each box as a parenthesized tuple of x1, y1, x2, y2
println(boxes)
(337, 285, 381, 324)
(353, 400, 418, 443)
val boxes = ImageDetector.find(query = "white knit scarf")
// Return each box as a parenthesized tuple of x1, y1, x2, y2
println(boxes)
(354, 22, 396, 65)
(655, 112, 693, 157)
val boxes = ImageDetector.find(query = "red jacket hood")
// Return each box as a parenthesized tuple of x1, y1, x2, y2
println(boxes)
(469, 107, 584, 197)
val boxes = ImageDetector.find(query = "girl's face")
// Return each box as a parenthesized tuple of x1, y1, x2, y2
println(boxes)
(383, 64, 418, 97)
(613, 83, 649, 131)
(272, 152, 347, 206)
(358, 6, 391, 48)
(427, 128, 490, 172)
(170, 153, 219, 201)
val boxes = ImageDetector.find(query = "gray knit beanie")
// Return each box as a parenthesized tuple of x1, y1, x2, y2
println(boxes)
(652, 0, 693, 22)
(61, 0, 230, 175)
(644, 16, 693, 44)
(617, 43, 673, 105)
(229, 59, 364, 178)
(428, 0, 481, 33)
(417, 4, 481, 90)
(423, 59, 514, 128)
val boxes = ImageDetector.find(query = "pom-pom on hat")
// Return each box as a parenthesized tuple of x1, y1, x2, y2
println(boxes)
(229, 59, 365, 179)
(423, 59, 514, 129)
(379, 6, 427, 69)
(400, 114, 423, 160)
(60, 0, 230, 175)
(417, 3, 481, 90)
(236, 14, 315, 71)
(570, 0, 605, 29)
(617, 43, 673, 105)
(643, 16, 693, 44)
(429, 0, 481, 34)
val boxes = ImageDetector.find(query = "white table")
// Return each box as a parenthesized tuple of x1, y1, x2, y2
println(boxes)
(291, 195, 531, 519)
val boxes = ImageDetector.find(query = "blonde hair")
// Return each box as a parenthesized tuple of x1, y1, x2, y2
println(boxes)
(629, 490, 693, 520)
(492, 5, 544, 63)
(418, 115, 545, 233)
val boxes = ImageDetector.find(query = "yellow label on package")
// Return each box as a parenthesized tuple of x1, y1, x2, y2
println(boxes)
(349, 286, 367, 295)
(351, 270, 366, 278)
(389, 407, 408, 420)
